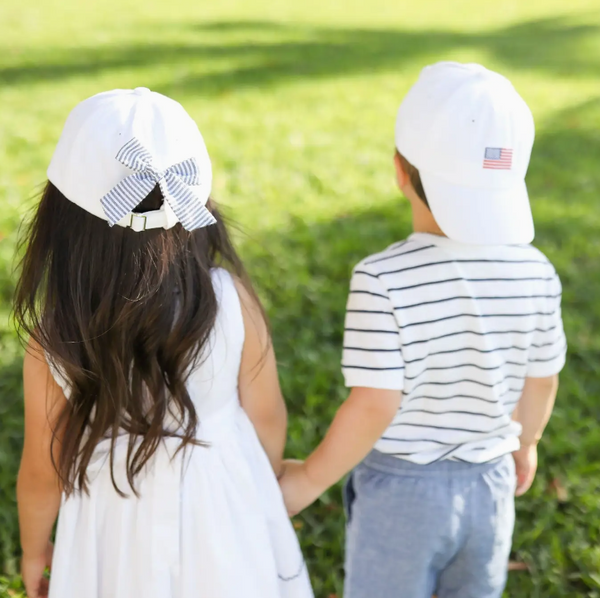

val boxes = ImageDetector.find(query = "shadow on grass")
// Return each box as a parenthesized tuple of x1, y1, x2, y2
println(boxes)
(0, 356, 23, 577)
(0, 226, 25, 576)
(0, 98, 599, 596)
(0, 16, 599, 91)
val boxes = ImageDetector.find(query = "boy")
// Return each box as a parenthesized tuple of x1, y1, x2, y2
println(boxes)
(279, 62, 566, 598)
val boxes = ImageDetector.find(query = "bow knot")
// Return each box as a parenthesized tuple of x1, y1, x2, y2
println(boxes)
(100, 138, 216, 231)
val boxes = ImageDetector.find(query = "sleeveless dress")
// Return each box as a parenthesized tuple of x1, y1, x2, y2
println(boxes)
(47, 269, 314, 598)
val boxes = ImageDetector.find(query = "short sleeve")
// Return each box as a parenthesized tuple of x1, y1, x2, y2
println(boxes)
(342, 264, 404, 390)
(527, 269, 567, 377)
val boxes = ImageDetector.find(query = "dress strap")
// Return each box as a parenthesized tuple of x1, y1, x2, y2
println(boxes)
(211, 268, 246, 348)
(45, 352, 71, 399)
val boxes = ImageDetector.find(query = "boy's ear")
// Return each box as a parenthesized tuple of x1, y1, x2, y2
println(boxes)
(393, 152, 409, 190)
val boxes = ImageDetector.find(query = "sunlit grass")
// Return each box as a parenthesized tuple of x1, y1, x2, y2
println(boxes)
(1, 0, 599, 595)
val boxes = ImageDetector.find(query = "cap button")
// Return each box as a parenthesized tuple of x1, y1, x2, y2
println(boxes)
(133, 87, 151, 96)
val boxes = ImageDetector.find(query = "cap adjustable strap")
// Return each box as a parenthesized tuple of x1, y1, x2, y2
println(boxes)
(117, 209, 171, 232)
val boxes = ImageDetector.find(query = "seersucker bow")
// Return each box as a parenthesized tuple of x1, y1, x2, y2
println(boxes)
(100, 138, 216, 231)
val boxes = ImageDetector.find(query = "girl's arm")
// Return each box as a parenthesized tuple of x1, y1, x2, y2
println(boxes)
(280, 387, 402, 515)
(235, 279, 287, 477)
(18, 340, 66, 596)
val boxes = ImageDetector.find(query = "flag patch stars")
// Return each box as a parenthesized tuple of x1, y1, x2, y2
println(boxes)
(483, 147, 513, 170)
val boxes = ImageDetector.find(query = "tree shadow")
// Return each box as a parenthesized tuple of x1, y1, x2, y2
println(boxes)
(0, 97, 599, 594)
(0, 356, 23, 576)
(0, 16, 598, 92)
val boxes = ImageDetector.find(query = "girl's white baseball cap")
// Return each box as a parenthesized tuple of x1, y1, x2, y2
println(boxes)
(395, 62, 535, 245)
(47, 88, 214, 232)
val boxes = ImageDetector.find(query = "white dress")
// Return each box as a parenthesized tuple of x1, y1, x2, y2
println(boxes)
(47, 269, 314, 598)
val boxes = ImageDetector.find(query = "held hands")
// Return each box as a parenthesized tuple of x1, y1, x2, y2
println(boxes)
(21, 542, 53, 598)
(513, 443, 538, 496)
(278, 459, 325, 517)
(280, 445, 538, 516)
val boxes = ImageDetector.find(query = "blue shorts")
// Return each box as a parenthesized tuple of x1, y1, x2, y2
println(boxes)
(344, 451, 516, 598)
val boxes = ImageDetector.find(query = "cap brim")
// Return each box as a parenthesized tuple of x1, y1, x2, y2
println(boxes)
(420, 172, 534, 245)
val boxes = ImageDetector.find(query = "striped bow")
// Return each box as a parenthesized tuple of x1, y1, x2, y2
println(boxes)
(100, 138, 216, 231)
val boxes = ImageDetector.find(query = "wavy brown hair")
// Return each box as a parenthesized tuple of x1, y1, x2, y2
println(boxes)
(14, 182, 261, 496)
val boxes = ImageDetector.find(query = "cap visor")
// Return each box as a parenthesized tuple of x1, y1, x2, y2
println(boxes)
(420, 173, 534, 245)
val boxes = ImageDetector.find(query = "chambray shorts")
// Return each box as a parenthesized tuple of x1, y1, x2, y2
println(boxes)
(344, 450, 516, 598)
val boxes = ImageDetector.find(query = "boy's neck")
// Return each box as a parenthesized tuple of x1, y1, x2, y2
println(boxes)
(411, 199, 446, 237)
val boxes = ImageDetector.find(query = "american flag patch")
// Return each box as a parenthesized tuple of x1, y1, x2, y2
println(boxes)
(483, 147, 513, 170)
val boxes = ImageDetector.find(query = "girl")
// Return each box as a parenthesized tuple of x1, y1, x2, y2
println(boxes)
(14, 87, 313, 598)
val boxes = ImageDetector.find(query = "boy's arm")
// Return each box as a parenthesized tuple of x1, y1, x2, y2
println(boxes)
(280, 387, 402, 515)
(512, 262, 565, 496)
(279, 261, 404, 514)
(513, 374, 559, 446)
(511, 374, 559, 496)
(235, 279, 287, 477)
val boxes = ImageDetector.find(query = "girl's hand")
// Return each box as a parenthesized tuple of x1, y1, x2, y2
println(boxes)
(279, 459, 324, 516)
(513, 443, 538, 496)
(21, 542, 53, 598)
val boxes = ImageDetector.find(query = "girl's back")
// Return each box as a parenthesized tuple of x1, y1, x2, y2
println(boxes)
(15, 88, 312, 598)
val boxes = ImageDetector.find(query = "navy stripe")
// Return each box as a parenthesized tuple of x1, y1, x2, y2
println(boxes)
(342, 364, 404, 371)
(387, 276, 555, 293)
(354, 269, 379, 279)
(375, 258, 550, 277)
(364, 244, 435, 265)
(382, 436, 512, 457)
(429, 445, 465, 463)
(399, 408, 507, 420)
(399, 311, 556, 330)
(345, 328, 399, 335)
(403, 361, 526, 381)
(402, 325, 558, 348)
(403, 341, 560, 365)
(394, 293, 561, 310)
(344, 346, 401, 353)
(347, 309, 395, 315)
(409, 374, 525, 392)
(362, 240, 410, 264)
(406, 387, 522, 404)
(349, 290, 388, 299)
(390, 421, 512, 434)
(383, 452, 423, 456)
(529, 345, 567, 363)
(380, 437, 457, 446)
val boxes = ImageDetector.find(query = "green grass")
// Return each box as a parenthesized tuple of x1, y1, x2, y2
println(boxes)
(1, 0, 600, 596)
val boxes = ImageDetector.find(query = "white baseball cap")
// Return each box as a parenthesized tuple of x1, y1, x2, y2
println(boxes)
(47, 87, 216, 232)
(395, 62, 535, 245)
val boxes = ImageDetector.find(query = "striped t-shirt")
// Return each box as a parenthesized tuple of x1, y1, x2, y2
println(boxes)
(342, 232, 567, 464)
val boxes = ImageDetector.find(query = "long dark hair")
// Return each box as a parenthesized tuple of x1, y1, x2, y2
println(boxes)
(14, 182, 261, 496)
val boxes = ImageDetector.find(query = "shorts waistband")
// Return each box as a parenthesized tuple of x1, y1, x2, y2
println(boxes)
(362, 449, 507, 478)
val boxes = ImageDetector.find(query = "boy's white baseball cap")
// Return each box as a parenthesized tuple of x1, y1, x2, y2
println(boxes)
(47, 88, 215, 232)
(395, 62, 535, 245)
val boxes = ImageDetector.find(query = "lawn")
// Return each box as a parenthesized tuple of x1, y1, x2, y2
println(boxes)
(1, 0, 600, 596)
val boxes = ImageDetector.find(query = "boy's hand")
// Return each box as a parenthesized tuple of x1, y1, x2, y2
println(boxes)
(513, 443, 538, 496)
(279, 459, 325, 516)
(21, 542, 53, 598)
